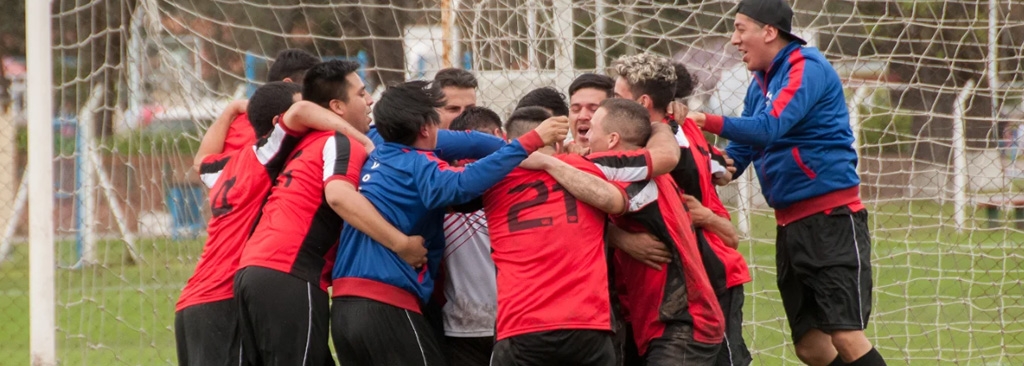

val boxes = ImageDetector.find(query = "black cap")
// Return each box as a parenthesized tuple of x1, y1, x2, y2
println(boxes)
(736, 0, 807, 45)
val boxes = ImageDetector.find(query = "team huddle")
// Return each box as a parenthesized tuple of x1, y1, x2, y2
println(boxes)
(174, 1, 889, 366)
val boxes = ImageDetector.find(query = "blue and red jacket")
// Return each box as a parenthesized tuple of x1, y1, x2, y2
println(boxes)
(330, 130, 546, 313)
(703, 41, 861, 224)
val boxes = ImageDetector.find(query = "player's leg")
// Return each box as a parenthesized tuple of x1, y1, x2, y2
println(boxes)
(715, 285, 751, 366)
(643, 324, 720, 366)
(235, 266, 331, 366)
(176, 299, 243, 366)
(776, 219, 838, 366)
(813, 208, 885, 365)
(331, 296, 445, 366)
(447, 336, 493, 366)
(492, 330, 615, 366)
(174, 310, 189, 366)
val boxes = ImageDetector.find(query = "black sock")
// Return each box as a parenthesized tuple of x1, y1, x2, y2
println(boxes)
(847, 348, 886, 366)
(828, 354, 846, 366)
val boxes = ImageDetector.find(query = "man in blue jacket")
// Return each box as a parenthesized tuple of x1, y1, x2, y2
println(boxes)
(689, 0, 887, 365)
(329, 80, 568, 366)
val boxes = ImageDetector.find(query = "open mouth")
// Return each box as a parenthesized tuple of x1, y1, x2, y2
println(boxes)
(576, 126, 590, 141)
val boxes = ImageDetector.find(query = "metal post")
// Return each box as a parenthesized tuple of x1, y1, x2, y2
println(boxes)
(27, 0, 56, 363)
(953, 79, 976, 232)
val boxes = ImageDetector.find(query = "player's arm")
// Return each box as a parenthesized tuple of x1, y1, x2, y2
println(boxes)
(683, 194, 739, 249)
(435, 130, 506, 161)
(645, 122, 681, 176)
(322, 134, 426, 267)
(326, 181, 427, 267)
(519, 152, 626, 215)
(606, 223, 671, 270)
(415, 117, 568, 209)
(694, 60, 825, 146)
(193, 99, 247, 174)
(282, 101, 375, 152)
(198, 153, 231, 189)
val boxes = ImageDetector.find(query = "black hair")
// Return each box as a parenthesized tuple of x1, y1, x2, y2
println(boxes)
(302, 59, 361, 109)
(267, 49, 320, 83)
(625, 77, 675, 113)
(515, 87, 569, 117)
(673, 62, 695, 100)
(504, 106, 552, 140)
(599, 98, 651, 147)
(568, 73, 614, 98)
(247, 81, 302, 137)
(450, 106, 502, 133)
(433, 68, 478, 89)
(374, 80, 446, 146)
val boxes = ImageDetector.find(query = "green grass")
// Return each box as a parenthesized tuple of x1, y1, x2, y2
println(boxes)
(2, 201, 1024, 365)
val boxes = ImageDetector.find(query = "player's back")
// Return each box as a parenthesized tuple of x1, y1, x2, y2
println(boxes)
(177, 125, 300, 311)
(612, 174, 725, 352)
(483, 162, 612, 341)
(222, 112, 257, 154)
(241, 129, 361, 288)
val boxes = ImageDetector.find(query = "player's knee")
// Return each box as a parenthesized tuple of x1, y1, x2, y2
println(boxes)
(794, 330, 837, 366)
(830, 330, 872, 360)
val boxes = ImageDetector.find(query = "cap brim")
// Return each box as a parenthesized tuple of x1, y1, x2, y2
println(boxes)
(783, 30, 808, 45)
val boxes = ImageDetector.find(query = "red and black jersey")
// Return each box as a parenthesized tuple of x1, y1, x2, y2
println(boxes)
(176, 123, 302, 312)
(611, 174, 725, 354)
(222, 112, 257, 154)
(239, 130, 367, 291)
(483, 150, 652, 341)
(667, 116, 751, 289)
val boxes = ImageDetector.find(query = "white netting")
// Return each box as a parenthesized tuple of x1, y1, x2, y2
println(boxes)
(2, 0, 1023, 364)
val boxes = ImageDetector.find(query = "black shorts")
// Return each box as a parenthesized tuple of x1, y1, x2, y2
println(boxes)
(330, 296, 446, 366)
(174, 299, 241, 366)
(491, 329, 615, 366)
(234, 266, 333, 366)
(446, 336, 493, 366)
(776, 206, 873, 344)
(644, 324, 720, 366)
(715, 285, 751, 366)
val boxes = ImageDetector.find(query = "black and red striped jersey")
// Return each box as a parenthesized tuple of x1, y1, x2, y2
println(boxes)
(238, 130, 367, 291)
(176, 122, 302, 311)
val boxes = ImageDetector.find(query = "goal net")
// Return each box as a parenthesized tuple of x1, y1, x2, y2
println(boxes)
(3, 0, 1023, 364)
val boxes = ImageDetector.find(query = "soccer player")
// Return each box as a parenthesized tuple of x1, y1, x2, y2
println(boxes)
(587, 98, 725, 365)
(612, 54, 750, 366)
(233, 60, 407, 366)
(434, 68, 478, 129)
(329, 81, 568, 366)
(567, 73, 615, 146)
(483, 105, 681, 366)
(193, 49, 330, 172)
(515, 86, 569, 117)
(174, 81, 367, 366)
(688, 0, 886, 364)
(439, 106, 504, 365)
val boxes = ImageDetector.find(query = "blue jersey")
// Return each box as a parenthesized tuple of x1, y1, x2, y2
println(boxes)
(331, 130, 546, 312)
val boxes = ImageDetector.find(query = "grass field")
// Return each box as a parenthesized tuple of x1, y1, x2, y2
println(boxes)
(1, 200, 1023, 365)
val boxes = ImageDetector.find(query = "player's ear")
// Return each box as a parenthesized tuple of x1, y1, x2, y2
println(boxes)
(639, 95, 653, 110)
(764, 25, 779, 44)
(329, 99, 346, 116)
(282, 77, 294, 83)
(608, 132, 621, 150)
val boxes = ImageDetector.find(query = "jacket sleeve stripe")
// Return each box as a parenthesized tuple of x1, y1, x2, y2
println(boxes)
(770, 49, 806, 119)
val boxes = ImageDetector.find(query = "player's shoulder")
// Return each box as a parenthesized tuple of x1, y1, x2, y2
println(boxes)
(585, 150, 649, 167)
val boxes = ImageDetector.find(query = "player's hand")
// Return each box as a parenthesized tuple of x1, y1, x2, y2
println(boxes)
(682, 194, 715, 227)
(396, 235, 428, 268)
(687, 111, 706, 128)
(361, 139, 376, 154)
(713, 152, 736, 186)
(613, 232, 671, 271)
(667, 100, 689, 119)
(519, 151, 554, 170)
(534, 116, 570, 146)
(561, 141, 590, 156)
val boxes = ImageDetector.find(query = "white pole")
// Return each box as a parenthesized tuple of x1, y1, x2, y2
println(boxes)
(551, 0, 574, 88)
(737, 169, 751, 238)
(850, 86, 870, 175)
(595, 0, 606, 72)
(76, 86, 102, 266)
(988, 0, 999, 123)
(27, 0, 56, 364)
(451, 0, 461, 69)
(126, 5, 145, 131)
(953, 79, 976, 233)
(527, 0, 539, 71)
